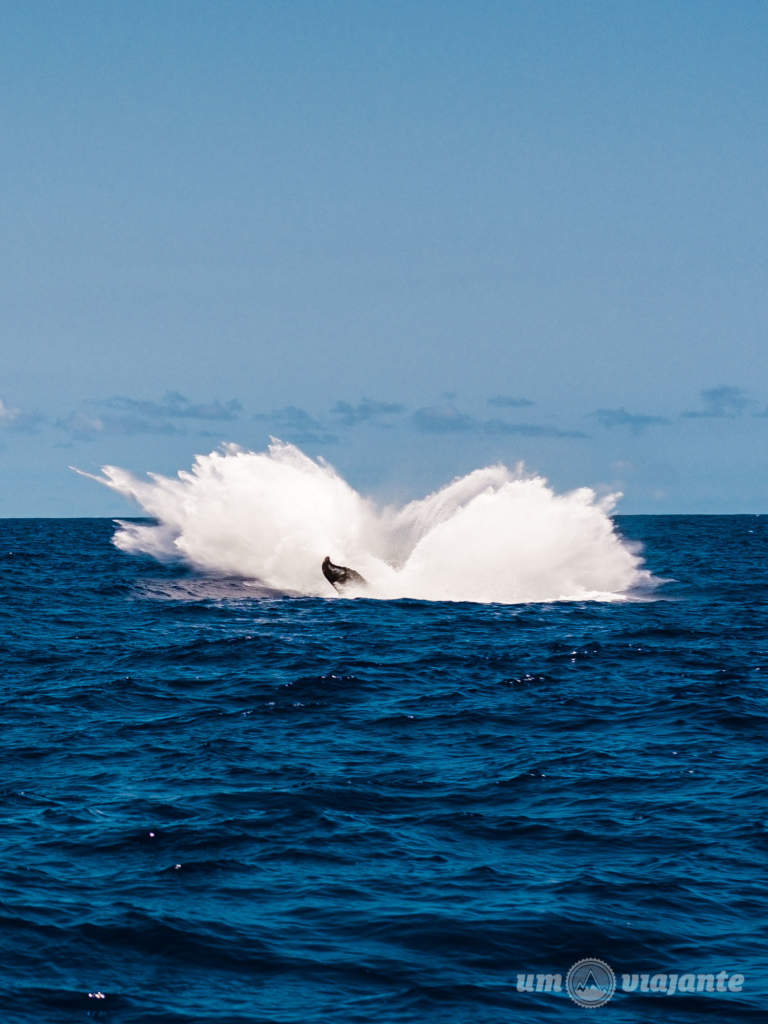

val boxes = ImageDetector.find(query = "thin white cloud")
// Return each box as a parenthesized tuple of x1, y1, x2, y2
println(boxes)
(0, 397, 44, 432)
(0, 398, 19, 423)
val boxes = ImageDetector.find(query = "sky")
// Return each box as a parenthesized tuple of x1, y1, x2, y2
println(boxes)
(2, 0, 767, 515)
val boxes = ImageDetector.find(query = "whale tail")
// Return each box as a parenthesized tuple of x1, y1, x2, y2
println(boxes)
(322, 556, 366, 592)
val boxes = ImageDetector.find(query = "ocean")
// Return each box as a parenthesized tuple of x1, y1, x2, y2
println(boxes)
(1, 513, 766, 1022)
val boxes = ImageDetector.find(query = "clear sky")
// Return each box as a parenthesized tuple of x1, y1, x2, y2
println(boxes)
(2, 0, 767, 515)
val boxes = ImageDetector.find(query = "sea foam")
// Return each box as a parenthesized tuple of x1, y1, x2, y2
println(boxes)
(82, 440, 653, 603)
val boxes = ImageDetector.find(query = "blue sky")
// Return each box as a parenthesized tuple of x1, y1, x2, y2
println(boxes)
(2, 0, 767, 515)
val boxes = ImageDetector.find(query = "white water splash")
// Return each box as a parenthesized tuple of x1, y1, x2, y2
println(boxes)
(79, 440, 653, 603)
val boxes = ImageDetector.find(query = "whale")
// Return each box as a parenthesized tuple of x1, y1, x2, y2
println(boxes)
(322, 556, 366, 592)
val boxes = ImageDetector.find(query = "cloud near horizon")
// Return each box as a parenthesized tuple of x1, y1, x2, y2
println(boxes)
(97, 391, 243, 421)
(592, 407, 670, 433)
(55, 392, 243, 440)
(0, 398, 17, 423)
(411, 405, 475, 433)
(682, 386, 754, 419)
(487, 395, 535, 409)
(252, 405, 338, 446)
(0, 397, 45, 433)
(57, 410, 181, 440)
(485, 418, 587, 439)
(330, 398, 407, 426)
(412, 404, 586, 438)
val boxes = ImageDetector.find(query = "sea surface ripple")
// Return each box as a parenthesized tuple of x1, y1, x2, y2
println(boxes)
(1, 516, 766, 1023)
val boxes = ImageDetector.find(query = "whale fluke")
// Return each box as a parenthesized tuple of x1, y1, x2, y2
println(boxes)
(322, 556, 366, 592)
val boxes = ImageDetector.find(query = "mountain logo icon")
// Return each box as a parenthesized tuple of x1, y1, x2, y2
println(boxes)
(566, 958, 616, 1008)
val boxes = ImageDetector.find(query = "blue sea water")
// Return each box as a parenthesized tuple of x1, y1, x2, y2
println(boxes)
(1, 515, 766, 1023)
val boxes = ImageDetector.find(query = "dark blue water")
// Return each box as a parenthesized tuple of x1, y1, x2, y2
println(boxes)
(1, 517, 766, 1023)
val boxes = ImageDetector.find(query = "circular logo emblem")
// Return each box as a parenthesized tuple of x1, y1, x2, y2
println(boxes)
(566, 958, 616, 1008)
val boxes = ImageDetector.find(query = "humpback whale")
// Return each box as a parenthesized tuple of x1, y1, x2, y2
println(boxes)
(322, 556, 366, 592)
